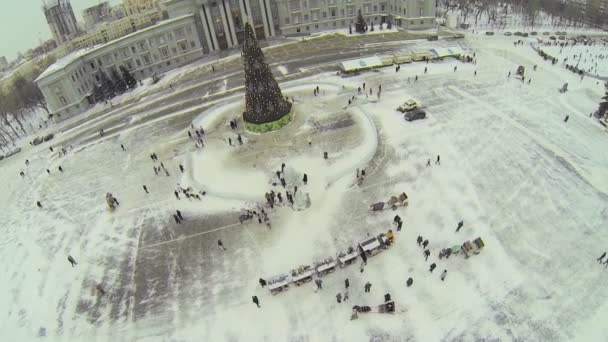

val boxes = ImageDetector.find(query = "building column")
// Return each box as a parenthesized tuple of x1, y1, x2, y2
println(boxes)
(263, 0, 275, 36)
(239, 0, 255, 32)
(199, 8, 216, 52)
(219, 0, 235, 47)
(201, 5, 220, 52)
(258, 0, 270, 38)
(224, 0, 239, 45)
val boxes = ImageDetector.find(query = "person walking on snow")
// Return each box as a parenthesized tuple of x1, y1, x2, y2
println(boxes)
(252, 296, 260, 308)
(603, 259, 608, 268)
(407, 277, 413, 287)
(345, 278, 350, 289)
(426, 159, 431, 167)
(237, 134, 243, 145)
(364, 282, 372, 293)
(176, 210, 183, 221)
(441, 270, 448, 281)
(303, 174, 308, 185)
(422, 239, 429, 249)
(564, 115, 569, 123)
(598, 252, 607, 263)
(46, 169, 51, 174)
(143, 185, 149, 194)
(173, 214, 181, 224)
(417, 236, 423, 246)
(424, 249, 430, 261)
(218, 239, 226, 251)
(315, 279, 323, 290)
(179, 164, 184, 173)
(456, 220, 464, 233)
(174, 190, 180, 200)
(121, 144, 126, 151)
(228, 138, 232, 146)
(336, 293, 342, 303)
(429, 263, 437, 273)
(68, 255, 77, 267)
(435, 155, 441, 165)
(36, 201, 43, 208)
(259, 278, 267, 287)
(58, 166, 63, 172)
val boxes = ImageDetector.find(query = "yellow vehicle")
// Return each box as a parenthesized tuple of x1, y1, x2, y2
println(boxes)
(412, 50, 433, 61)
(392, 54, 413, 64)
(397, 99, 421, 112)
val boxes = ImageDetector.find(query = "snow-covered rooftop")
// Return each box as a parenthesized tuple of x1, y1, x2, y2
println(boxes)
(35, 14, 195, 83)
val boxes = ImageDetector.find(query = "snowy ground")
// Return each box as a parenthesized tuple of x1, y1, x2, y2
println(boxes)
(1, 32, 608, 341)
(541, 43, 608, 77)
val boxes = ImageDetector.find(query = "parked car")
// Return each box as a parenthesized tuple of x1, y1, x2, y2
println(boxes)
(404, 109, 426, 121)
(542, 32, 550, 35)
(43, 133, 54, 142)
(397, 99, 421, 113)
(556, 31, 567, 35)
(32, 136, 44, 145)
(485, 31, 495, 35)
(504, 32, 512, 36)
(427, 35, 438, 41)
(549, 36, 557, 40)
(453, 33, 465, 39)
(522, 32, 529, 37)
(530, 31, 538, 35)
(558, 35, 565, 40)
(514, 31, 523, 36)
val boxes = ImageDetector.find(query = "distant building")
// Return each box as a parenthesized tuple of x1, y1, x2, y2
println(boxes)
(35, 15, 203, 118)
(82, 2, 114, 30)
(124, 0, 163, 15)
(69, 10, 163, 50)
(43, 0, 81, 44)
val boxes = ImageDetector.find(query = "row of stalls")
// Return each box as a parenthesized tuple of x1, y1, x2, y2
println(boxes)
(339, 47, 466, 74)
(267, 232, 391, 295)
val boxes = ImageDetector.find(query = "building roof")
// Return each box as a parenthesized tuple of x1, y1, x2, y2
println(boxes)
(339, 56, 384, 72)
(35, 14, 194, 83)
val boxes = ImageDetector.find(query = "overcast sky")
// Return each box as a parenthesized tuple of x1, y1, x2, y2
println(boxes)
(0, 0, 121, 61)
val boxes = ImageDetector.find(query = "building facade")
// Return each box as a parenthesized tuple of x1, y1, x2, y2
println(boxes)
(82, 2, 121, 30)
(35, 15, 203, 118)
(124, 0, 164, 15)
(275, 0, 435, 35)
(43, 0, 81, 44)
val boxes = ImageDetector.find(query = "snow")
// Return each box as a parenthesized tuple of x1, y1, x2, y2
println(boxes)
(2, 30, 608, 341)
(540, 43, 608, 77)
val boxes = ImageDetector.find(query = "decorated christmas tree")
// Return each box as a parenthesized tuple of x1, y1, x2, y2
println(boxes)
(241, 22, 291, 130)
(355, 10, 366, 33)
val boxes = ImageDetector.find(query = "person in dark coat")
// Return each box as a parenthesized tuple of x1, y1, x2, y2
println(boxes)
(174, 190, 180, 200)
(598, 252, 607, 263)
(426, 159, 431, 167)
(121, 144, 126, 151)
(323, 151, 328, 160)
(218, 239, 226, 250)
(441, 270, 447, 281)
(281, 163, 286, 172)
(96, 284, 106, 296)
(143, 185, 148, 193)
(336, 293, 342, 303)
(456, 220, 464, 232)
(429, 263, 436, 273)
(280, 178, 286, 187)
(417, 236, 423, 246)
(360, 249, 368, 265)
(435, 155, 441, 165)
(188, 131, 192, 138)
(345, 278, 350, 289)
(173, 214, 181, 224)
(46, 169, 51, 174)
(394, 215, 401, 224)
(179, 164, 184, 173)
(58, 166, 63, 172)
(407, 277, 413, 287)
(397, 221, 403, 231)
(424, 249, 430, 261)
(68, 255, 77, 267)
(364, 282, 372, 293)
(303, 174, 308, 185)
(36, 201, 43, 208)
(252, 296, 260, 308)
(259, 278, 267, 287)
(176, 210, 183, 221)
(422, 239, 429, 248)
(564, 115, 569, 122)
(277, 192, 283, 203)
(276, 170, 281, 179)
(228, 138, 232, 146)
(237, 134, 243, 145)
(315, 279, 323, 290)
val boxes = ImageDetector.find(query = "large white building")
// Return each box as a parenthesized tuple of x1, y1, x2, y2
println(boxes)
(35, 14, 203, 118)
(36, 0, 435, 119)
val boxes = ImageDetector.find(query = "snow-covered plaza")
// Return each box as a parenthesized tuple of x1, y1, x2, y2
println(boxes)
(2, 33, 608, 341)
